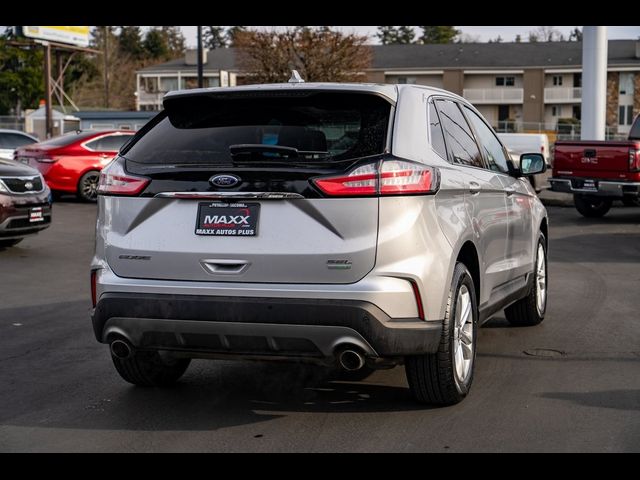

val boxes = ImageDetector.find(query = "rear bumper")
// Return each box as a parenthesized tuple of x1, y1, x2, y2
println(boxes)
(91, 293, 442, 360)
(550, 178, 640, 198)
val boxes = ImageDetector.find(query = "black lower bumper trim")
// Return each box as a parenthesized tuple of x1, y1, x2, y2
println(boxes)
(92, 293, 442, 357)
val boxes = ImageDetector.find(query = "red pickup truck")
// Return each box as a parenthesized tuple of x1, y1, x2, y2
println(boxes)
(550, 115, 640, 217)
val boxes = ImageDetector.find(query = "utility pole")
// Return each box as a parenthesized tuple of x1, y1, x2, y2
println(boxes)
(103, 26, 110, 108)
(43, 42, 52, 139)
(582, 26, 608, 140)
(197, 26, 204, 88)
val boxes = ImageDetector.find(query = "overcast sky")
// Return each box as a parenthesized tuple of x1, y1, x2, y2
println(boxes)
(180, 26, 640, 46)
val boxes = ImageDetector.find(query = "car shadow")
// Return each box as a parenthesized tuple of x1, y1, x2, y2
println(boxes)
(551, 232, 640, 263)
(540, 389, 640, 411)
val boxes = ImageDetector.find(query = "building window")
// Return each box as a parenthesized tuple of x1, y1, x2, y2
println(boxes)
(397, 77, 417, 85)
(496, 76, 515, 87)
(573, 73, 582, 88)
(620, 105, 634, 126)
(573, 105, 581, 121)
(551, 106, 559, 117)
(619, 73, 635, 95)
(553, 75, 563, 86)
(142, 77, 158, 93)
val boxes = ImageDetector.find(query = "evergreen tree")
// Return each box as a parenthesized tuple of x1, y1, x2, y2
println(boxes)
(376, 26, 398, 45)
(419, 26, 460, 44)
(143, 28, 169, 59)
(396, 26, 416, 44)
(161, 26, 185, 56)
(515, 34, 522, 43)
(569, 27, 583, 41)
(119, 26, 144, 59)
(204, 26, 227, 49)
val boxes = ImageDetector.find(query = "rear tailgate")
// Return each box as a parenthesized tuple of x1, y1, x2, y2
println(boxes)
(101, 89, 394, 284)
(554, 140, 639, 178)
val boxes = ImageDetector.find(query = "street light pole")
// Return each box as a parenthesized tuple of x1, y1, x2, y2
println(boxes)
(197, 26, 204, 88)
(582, 26, 608, 140)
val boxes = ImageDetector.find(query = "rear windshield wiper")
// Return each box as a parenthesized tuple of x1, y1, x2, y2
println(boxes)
(230, 144, 300, 158)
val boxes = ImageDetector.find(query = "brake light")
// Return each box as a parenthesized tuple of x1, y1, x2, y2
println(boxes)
(90, 269, 98, 308)
(629, 149, 640, 172)
(97, 157, 149, 196)
(312, 158, 439, 197)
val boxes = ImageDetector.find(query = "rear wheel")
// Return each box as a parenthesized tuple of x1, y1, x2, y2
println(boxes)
(77, 170, 100, 202)
(573, 194, 612, 218)
(405, 262, 477, 405)
(111, 350, 191, 387)
(0, 239, 23, 248)
(505, 234, 547, 327)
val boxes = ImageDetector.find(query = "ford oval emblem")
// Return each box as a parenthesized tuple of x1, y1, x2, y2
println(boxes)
(210, 174, 241, 188)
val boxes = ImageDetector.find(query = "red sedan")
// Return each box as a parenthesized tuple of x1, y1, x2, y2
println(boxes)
(14, 130, 135, 201)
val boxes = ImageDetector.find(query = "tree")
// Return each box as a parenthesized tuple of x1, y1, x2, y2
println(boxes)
(235, 27, 372, 84)
(419, 26, 460, 44)
(204, 26, 227, 49)
(515, 34, 522, 43)
(0, 34, 44, 115)
(528, 32, 539, 43)
(119, 26, 144, 59)
(143, 28, 169, 60)
(226, 26, 246, 47)
(531, 26, 562, 42)
(569, 27, 583, 41)
(376, 26, 415, 45)
(161, 26, 186, 56)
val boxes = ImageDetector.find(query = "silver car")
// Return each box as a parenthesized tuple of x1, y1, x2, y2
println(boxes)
(91, 83, 548, 405)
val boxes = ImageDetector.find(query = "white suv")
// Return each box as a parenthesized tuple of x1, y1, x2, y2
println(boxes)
(91, 83, 548, 405)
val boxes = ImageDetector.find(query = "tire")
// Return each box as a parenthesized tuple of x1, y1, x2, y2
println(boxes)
(77, 171, 100, 202)
(111, 350, 191, 387)
(405, 262, 478, 405)
(573, 194, 612, 218)
(0, 239, 23, 248)
(505, 233, 547, 327)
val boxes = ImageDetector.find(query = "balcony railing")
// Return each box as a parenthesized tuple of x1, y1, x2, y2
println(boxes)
(544, 87, 582, 103)
(463, 88, 524, 104)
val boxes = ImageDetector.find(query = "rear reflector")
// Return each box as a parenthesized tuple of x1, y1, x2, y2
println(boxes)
(410, 280, 425, 320)
(90, 269, 98, 308)
(97, 157, 149, 196)
(313, 158, 438, 197)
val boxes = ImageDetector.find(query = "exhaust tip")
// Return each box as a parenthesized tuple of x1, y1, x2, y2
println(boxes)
(110, 339, 132, 359)
(338, 349, 365, 371)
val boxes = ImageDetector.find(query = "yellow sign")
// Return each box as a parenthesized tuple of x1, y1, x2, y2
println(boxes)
(22, 26, 90, 47)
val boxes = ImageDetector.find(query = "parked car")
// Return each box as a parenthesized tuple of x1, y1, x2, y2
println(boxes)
(91, 83, 548, 405)
(14, 130, 135, 202)
(550, 114, 640, 217)
(498, 133, 551, 192)
(0, 129, 38, 160)
(0, 158, 52, 248)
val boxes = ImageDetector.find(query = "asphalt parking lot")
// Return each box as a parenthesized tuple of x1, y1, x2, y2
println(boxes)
(0, 200, 639, 452)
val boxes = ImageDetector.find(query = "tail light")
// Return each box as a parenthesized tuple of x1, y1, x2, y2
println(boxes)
(90, 269, 98, 308)
(629, 149, 640, 172)
(312, 158, 439, 197)
(97, 157, 149, 196)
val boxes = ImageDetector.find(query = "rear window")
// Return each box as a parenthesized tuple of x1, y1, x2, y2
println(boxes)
(37, 131, 98, 147)
(0, 132, 37, 149)
(630, 115, 640, 140)
(123, 91, 392, 167)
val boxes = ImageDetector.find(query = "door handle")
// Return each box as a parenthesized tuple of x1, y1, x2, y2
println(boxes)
(201, 259, 250, 275)
(504, 187, 516, 196)
(469, 182, 481, 195)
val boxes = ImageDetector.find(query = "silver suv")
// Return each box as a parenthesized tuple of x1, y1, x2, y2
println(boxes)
(91, 83, 548, 405)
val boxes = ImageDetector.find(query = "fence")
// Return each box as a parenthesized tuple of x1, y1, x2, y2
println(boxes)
(495, 121, 626, 141)
(0, 116, 25, 131)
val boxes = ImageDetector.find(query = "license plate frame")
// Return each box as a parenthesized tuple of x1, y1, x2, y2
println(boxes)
(195, 202, 260, 237)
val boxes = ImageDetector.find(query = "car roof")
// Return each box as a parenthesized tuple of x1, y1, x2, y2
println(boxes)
(164, 82, 400, 103)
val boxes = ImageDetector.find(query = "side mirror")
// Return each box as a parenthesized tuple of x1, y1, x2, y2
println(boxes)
(519, 153, 546, 177)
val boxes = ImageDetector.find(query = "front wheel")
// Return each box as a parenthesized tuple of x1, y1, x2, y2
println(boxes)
(505, 233, 547, 326)
(405, 262, 478, 405)
(573, 194, 612, 218)
(77, 170, 100, 202)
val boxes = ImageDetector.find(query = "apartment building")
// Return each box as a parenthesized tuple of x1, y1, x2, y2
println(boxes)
(136, 40, 640, 136)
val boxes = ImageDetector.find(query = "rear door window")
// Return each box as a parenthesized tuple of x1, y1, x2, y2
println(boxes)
(435, 99, 484, 169)
(123, 91, 392, 169)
